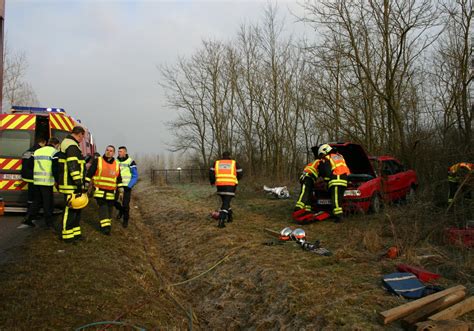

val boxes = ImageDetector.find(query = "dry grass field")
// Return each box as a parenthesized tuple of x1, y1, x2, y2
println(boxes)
(0, 180, 472, 330)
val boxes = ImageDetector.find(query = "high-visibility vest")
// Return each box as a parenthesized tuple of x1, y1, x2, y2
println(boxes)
(118, 157, 133, 186)
(324, 153, 350, 176)
(33, 146, 57, 186)
(449, 162, 474, 174)
(304, 159, 320, 178)
(215, 160, 238, 186)
(93, 157, 120, 191)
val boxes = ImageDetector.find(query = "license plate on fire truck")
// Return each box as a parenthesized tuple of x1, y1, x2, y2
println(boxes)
(1, 174, 22, 180)
(317, 199, 332, 205)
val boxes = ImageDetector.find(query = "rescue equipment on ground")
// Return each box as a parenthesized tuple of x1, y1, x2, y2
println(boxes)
(386, 246, 400, 259)
(263, 185, 290, 199)
(210, 210, 220, 220)
(292, 209, 331, 223)
(291, 228, 306, 241)
(279, 227, 293, 241)
(396, 264, 441, 283)
(382, 272, 427, 299)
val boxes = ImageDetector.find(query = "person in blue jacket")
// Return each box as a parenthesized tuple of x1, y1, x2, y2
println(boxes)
(114, 146, 138, 228)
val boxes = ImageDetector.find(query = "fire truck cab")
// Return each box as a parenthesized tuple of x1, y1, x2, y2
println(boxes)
(0, 106, 96, 212)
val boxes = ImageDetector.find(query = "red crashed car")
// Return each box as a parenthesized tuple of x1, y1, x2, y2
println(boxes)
(313, 142, 418, 213)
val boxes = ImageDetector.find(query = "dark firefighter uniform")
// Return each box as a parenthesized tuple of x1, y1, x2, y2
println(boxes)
(24, 144, 59, 228)
(448, 162, 473, 204)
(86, 156, 123, 235)
(319, 152, 350, 221)
(114, 155, 138, 228)
(58, 135, 86, 242)
(21, 142, 43, 224)
(209, 158, 243, 228)
(295, 159, 321, 212)
(292, 160, 332, 223)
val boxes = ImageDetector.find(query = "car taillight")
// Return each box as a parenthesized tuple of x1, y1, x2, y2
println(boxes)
(344, 189, 361, 197)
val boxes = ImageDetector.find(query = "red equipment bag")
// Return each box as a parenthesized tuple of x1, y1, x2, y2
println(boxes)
(396, 264, 441, 283)
(292, 210, 330, 224)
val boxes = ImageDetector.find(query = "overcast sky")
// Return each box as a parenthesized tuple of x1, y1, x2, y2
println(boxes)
(6, 0, 307, 157)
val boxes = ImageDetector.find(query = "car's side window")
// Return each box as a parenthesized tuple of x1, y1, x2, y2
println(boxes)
(389, 160, 403, 174)
(382, 161, 393, 176)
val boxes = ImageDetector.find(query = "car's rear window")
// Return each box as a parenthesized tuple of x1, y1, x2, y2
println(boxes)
(0, 130, 33, 158)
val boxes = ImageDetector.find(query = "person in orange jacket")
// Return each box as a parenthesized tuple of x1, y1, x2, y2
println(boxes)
(209, 151, 243, 228)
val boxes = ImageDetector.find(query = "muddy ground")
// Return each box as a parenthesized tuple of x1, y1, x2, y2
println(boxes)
(0, 180, 472, 330)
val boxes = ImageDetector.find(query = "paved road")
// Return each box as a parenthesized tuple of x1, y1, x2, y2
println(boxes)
(0, 214, 34, 264)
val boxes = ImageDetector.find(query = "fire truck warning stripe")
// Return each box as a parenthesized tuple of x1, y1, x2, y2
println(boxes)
(0, 114, 16, 128)
(19, 117, 36, 130)
(13, 115, 35, 130)
(0, 180, 28, 190)
(3, 159, 21, 170)
(6, 115, 30, 130)
(64, 117, 74, 131)
(49, 114, 60, 129)
(55, 114, 69, 131)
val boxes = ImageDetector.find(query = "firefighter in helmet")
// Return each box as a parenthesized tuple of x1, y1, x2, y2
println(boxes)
(209, 151, 243, 228)
(317, 144, 350, 222)
(58, 126, 87, 243)
(448, 162, 473, 204)
(86, 145, 123, 235)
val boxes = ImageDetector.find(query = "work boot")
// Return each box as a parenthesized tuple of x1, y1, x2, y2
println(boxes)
(101, 227, 111, 235)
(218, 210, 227, 228)
(22, 219, 36, 228)
(122, 219, 128, 228)
(333, 215, 343, 223)
(227, 209, 233, 223)
(217, 218, 226, 228)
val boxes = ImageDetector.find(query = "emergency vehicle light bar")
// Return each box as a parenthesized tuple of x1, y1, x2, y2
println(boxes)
(11, 106, 65, 113)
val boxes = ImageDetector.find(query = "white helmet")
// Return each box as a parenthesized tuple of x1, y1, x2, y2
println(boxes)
(291, 228, 306, 241)
(318, 144, 332, 157)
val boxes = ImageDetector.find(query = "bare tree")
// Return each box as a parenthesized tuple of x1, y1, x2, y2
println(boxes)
(431, 0, 473, 154)
(2, 44, 39, 110)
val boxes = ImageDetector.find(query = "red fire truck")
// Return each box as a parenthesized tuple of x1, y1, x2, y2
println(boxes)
(0, 106, 96, 212)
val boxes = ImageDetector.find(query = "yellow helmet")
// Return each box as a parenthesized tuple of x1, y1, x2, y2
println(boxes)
(68, 194, 89, 209)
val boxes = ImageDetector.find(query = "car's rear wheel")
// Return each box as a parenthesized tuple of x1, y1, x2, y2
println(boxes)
(369, 193, 382, 214)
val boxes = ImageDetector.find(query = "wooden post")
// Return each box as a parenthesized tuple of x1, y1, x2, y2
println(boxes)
(379, 285, 466, 325)
(150, 168, 155, 184)
(428, 296, 474, 321)
(401, 290, 466, 330)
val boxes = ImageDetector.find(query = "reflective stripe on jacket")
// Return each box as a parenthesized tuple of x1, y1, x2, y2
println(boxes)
(303, 159, 320, 179)
(58, 136, 85, 194)
(33, 146, 57, 186)
(93, 157, 120, 191)
(324, 153, 350, 176)
(214, 160, 238, 186)
(118, 157, 133, 186)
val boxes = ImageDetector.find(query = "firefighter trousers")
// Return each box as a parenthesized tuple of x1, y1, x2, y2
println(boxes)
(28, 185, 54, 227)
(114, 187, 131, 221)
(328, 174, 347, 217)
(97, 198, 114, 234)
(295, 176, 314, 211)
(25, 183, 37, 220)
(62, 194, 82, 242)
